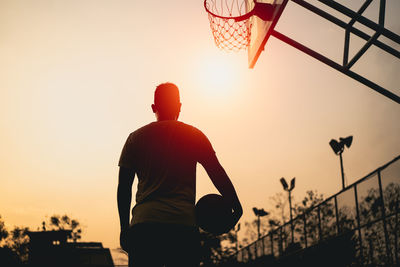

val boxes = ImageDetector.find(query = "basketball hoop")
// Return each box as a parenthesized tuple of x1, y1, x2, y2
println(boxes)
(204, 0, 274, 51)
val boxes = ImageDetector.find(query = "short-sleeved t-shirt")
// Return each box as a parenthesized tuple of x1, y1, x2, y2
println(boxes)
(119, 120, 215, 227)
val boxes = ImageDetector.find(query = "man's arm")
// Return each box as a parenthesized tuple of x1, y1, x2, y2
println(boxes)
(117, 166, 135, 251)
(200, 153, 243, 227)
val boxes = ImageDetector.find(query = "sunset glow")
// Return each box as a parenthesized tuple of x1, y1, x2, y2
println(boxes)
(196, 53, 242, 98)
(1, 0, 399, 265)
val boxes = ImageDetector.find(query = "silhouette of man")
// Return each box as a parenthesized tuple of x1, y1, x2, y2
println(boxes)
(117, 83, 242, 267)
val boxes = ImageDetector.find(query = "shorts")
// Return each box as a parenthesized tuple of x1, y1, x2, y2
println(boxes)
(128, 223, 200, 267)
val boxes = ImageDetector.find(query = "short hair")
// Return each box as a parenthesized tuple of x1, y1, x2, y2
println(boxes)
(154, 83, 180, 106)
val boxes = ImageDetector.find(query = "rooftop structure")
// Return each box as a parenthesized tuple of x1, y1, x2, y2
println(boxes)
(27, 230, 114, 267)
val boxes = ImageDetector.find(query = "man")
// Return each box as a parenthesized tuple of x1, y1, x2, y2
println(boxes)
(117, 83, 242, 267)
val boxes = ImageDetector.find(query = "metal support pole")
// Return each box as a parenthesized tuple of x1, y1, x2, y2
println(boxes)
(236, 229, 239, 252)
(271, 30, 400, 105)
(257, 215, 261, 239)
(343, 29, 350, 66)
(339, 153, 345, 189)
(262, 236, 265, 256)
(377, 170, 393, 264)
(270, 232, 274, 256)
(379, 0, 386, 26)
(395, 199, 399, 265)
(318, 0, 400, 44)
(354, 185, 364, 264)
(344, 0, 373, 66)
(279, 228, 283, 255)
(334, 196, 340, 234)
(291, 0, 400, 59)
(317, 206, 322, 241)
(289, 190, 294, 244)
(346, 31, 381, 69)
(303, 214, 308, 248)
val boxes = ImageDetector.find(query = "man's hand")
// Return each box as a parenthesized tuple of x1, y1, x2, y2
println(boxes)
(117, 166, 135, 252)
(200, 153, 243, 232)
(119, 228, 130, 252)
(231, 201, 243, 227)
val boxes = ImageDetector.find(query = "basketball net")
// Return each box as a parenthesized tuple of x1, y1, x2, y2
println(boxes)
(204, 0, 252, 51)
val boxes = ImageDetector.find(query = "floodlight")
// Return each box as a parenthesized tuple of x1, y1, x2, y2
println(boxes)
(329, 139, 342, 155)
(329, 135, 354, 190)
(258, 209, 269, 217)
(253, 207, 269, 239)
(280, 176, 296, 244)
(280, 177, 288, 190)
(340, 136, 353, 148)
(253, 207, 269, 217)
(290, 177, 296, 190)
(269, 219, 278, 226)
(252, 207, 258, 216)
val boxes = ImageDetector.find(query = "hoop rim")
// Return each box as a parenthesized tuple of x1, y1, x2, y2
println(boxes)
(204, 0, 256, 21)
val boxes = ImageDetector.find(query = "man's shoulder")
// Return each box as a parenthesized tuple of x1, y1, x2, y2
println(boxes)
(177, 121, 197, 130)
(177, 121, 207, 137)
(178, 122, 214, 154)
(128, 122, 156, 136)
(127, 121, 207, 140)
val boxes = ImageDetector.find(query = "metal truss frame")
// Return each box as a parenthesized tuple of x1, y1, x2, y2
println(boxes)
(270, 0, 400, 104)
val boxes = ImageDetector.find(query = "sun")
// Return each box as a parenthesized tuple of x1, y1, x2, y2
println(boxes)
(196, 52, 242, 98)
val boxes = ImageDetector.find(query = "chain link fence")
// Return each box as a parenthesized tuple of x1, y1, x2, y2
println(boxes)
(233, 155, 400, 266)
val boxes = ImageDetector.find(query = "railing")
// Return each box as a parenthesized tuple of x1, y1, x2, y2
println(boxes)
(234, 155, 400, 266)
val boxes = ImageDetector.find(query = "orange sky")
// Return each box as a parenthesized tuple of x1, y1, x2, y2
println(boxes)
(1, 0, 399, 263)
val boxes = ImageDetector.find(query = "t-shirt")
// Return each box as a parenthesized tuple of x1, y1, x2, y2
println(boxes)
(118, 120, 215, 227)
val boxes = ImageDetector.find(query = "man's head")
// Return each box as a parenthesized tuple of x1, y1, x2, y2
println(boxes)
(152, 82, 182, 121)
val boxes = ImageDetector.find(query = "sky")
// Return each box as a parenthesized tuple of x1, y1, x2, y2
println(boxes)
(1, 0, 399, 264)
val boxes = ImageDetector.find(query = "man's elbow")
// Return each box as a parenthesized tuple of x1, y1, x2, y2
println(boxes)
(117, 182, 131, 194)
(118, 166, 135, 186)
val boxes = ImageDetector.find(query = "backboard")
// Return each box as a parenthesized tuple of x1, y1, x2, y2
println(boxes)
(247, 0, 288, 68)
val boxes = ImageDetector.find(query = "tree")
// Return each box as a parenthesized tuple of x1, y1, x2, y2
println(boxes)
(199, 229, 238, 266)
(241, 193, 289, 247)
(0, 214, 84, 264)
(219, 229, 238, 255)
(0, 215, 30, 263)
(270, 192, 289, 225)
(6, 226, 30, 263)
(0, 215, 8, 245)
(293, 190, 324, 216)
(199, 230, 222, 266)
(293, 190, 331, 245)
(242, 218, 270, 246)
(357, 182, 400, 265)
(43, 214, 82, 242)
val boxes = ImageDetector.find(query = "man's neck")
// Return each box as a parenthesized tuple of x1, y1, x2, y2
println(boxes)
(156, 114, 179, 121)
(157, 117, 178, 122)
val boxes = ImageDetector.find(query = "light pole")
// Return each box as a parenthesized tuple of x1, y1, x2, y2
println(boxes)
(329, 136, 353, 190)
(234, 223, 240, 252)
(252, 207, 269, 239)
(280, 177, 295, 244)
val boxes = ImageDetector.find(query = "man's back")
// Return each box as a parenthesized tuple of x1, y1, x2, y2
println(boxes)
(117, 83, 242, 267)
(119, 120, 214, 227)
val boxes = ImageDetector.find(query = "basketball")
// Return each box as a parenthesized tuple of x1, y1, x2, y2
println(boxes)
(195, 194, 233, 235)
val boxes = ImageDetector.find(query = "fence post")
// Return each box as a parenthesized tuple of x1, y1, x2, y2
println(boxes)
(395, 199, 399, 265)
(354, 185, 364, 264)
(271, 231, 274, 257)
(303, 214, 308, 248)
(334, 196, 340, 235)
(317, 206, 322, 241)
(279, 227, 283, 256)
(263, 236, 266, 257)
(377, 170, 393, 264)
